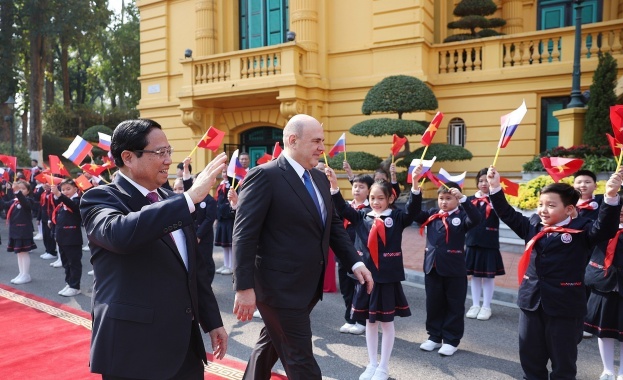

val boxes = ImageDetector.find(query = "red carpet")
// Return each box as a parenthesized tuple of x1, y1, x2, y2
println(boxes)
(0, 285, 286, 380)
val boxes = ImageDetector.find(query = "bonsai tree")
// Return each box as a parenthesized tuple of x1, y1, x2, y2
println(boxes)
(444, 0, 506, 42)
(344, 75, 472, 185)
(583, 53, 618, 146)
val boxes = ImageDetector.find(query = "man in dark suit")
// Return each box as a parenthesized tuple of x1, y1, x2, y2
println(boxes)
(232, 114, 374, 380)
(80, 119, 229, 380)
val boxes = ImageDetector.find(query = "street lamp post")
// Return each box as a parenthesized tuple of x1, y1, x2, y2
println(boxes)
(567, 0, 586, 108)
(4, 96, 15, 156)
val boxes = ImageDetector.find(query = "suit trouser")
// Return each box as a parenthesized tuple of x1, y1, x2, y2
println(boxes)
(41, 217, 57, 255)
(518, 306, 583, 380)
(243, 298, 321, 380)
(101, 321, 204, 380)
(59, 244, 82, 289)
(424, 268, 467, 347)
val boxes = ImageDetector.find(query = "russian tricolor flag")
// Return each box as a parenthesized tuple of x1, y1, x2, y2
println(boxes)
(62, 135, 93, 166)
(98, 132, 112, 151)
(407, 156, 436, 183)
(437, 168, 466, 188)
(227, 149, 247, 181)
(498, 100, 527, 148)
(328, 133, 346, 158)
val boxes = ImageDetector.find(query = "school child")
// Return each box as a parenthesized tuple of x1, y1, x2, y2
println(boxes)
(327, 166, 421, 380)
(574, 169, 602, 221)
(414, 181, 481, 357)
(584, 207, 623, 380)
(214, 168, 235, 275)
(38, 183, 59, 262)
(50, 179, 83, 297)
(465, 168, 505, 321)
(373, 164, 401, 200)
(31, 180, 44, 239)
(172, 177, 185, 194)
(336, 173, 374, 335)
(2, 180, 37, 284)
(487, 166, 623, 380)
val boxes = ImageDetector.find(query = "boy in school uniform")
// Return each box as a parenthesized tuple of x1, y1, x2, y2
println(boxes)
(487, 166, 623, 380)
(574, 169, 602, 221)
(413, 181, 481, 356)
(38, 183, 58, 260)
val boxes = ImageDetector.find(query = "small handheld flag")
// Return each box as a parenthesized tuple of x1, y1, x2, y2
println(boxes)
(611, 105, 623, 142)
(492, 100, 527, 167)
(391, 134, 408, 156)
(499, 177, 520, 197)
(196, 126, 226, 153)
(63, 136, 93, 166)
(35, 172, 62, 185)
(0, 155, 17, 173)
(328, 133, 346, 158)
(272, 142, 282, 159)
(437, 168, 467, 188)
(407, 156, 436, 184)
(75, 174, 94, 191)
(256, 153, 273, 165)
(540, 157, 584, 183)
(80, 163, 107, 177)
(49, 155, 70, 176)
(421, 112, 443, 147)
(97, 132, 112, 151)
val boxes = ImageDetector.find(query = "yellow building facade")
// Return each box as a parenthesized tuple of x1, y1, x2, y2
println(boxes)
(136, 0, 623, 195)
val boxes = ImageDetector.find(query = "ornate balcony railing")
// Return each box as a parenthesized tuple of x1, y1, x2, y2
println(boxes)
(434, 19, 623, 74)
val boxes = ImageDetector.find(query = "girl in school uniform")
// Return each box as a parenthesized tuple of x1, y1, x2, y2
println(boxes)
(465, 168, 505, 321)
(2, 180, 37, 284)
(487, 166, 623, 380)
(584, 206, 623, 380)
(214, 168, 235, 275)
(327, 166, 422, 380)
(50, 178, 83, 297)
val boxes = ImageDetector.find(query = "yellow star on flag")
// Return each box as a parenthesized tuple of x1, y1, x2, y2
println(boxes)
(58, 163, 65, 170)
(555, 165, 568, 173)
(500, 182, 508, 190)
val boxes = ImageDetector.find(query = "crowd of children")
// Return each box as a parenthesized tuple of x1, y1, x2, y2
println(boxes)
(4, 152, 623, 380)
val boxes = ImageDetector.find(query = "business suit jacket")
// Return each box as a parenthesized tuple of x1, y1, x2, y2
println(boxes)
(233, 155, 361, 309)
(489, 189, 620, 318)
(80, 175, 223, 379)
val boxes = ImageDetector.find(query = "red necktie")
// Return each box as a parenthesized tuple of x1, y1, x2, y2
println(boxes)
(604, 229, 623, 275)
(343, 203, 365, 229)
(576, 200, 595, 211)
(419, 212, 450, 243)
(517, 225, 583, 284)
(472, 197, 491, 219)
(51, 203, 73, 225)
(367, 218, 386, 269)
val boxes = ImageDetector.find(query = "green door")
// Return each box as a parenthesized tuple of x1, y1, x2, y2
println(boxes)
(538, 0, 601, 30)
(240, 0, 289, 50)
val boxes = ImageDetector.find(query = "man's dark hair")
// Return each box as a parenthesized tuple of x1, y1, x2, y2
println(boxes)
(541, 183, 580, 206)
(177, 162, 192, 174)
(239, 152, 250, 158)
(111, 119, 162, 168)
(31, 159, 38, 164)
(573, 169, 596, 183)
(353, 174, 374, 189)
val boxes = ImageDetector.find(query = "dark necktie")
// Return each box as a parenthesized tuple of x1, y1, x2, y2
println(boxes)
(518, 225, 583, 284)
(146, 192, 159, 204)
(302, 170, 322, 218)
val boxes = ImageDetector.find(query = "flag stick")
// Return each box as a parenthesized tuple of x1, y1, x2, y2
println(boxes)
(419, 145, 429, 161)
(617, 149, 623, 172)
(231, 176, 237, 192)
(323, 152, 330, 168)
(188, 144, 199, 158)
(343, 150, 346, 162)
(391, 154, 395, 164)
(234, 180, 241, 191)
(492, 125, 507, 167)
(419, 176, 426, 188)
(492, 146, 502, 167)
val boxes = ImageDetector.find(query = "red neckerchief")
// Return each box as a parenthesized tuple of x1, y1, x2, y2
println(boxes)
(41, 191, 54, 216)
(343, 202, 366, 229)
(51, 202, 74, 225)
(517, 224, 583, 284)
(604, 229, 623, 276)
(576, 199, 596, 211)
(6, 198, 18, 224)
(367, 217, 386, 269)
(420, 211, 450, 243)
(471, 196, 491, 219)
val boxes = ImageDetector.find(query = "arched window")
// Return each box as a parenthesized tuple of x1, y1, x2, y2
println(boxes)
(240, 0, 290, 50)
(447, 118, 466, 147)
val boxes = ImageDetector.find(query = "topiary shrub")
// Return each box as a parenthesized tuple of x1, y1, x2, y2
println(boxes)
(325, 152, 382, 170)
(350, 118, 426, 137)
(444, 0, 506, 43)
(361, 75, 438, 117)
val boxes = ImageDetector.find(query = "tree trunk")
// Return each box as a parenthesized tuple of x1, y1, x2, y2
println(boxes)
(45, 38, 55, 108)
(61, 39, 70, 108)
(29, 30, 46, 154)
(21, 110, 27, 147)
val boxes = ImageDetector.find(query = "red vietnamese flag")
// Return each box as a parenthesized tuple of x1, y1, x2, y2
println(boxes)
(256, 153, 273, 165)
(500, 176, 520, 197)
(390, 134, 408, 156)
(197, 126, 226, 152)
(611, 106, 623, 142)
(272, 142, 282, 159)
(421, 111, 444, 146)
(540, 157, 584, 183)
(80, 163, 107, 177)
(49, 155, 70, 176)
(1, 169, 8, 182)
(22, 169, 31, 182)
(74, 174, 94, 191)
(102, 155, 116, 169)
(35, 172, 63, 185)
(607, 133, 623, 158)
(0, 155, 17, 173)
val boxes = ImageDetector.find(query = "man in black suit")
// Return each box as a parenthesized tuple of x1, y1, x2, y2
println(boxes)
(232, 114, 374, 379)
(80, 119, 228, 380)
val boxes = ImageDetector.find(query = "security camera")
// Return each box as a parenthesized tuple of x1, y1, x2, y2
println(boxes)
(184, 49, 193, 58)
(286, 31, 296, 42)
